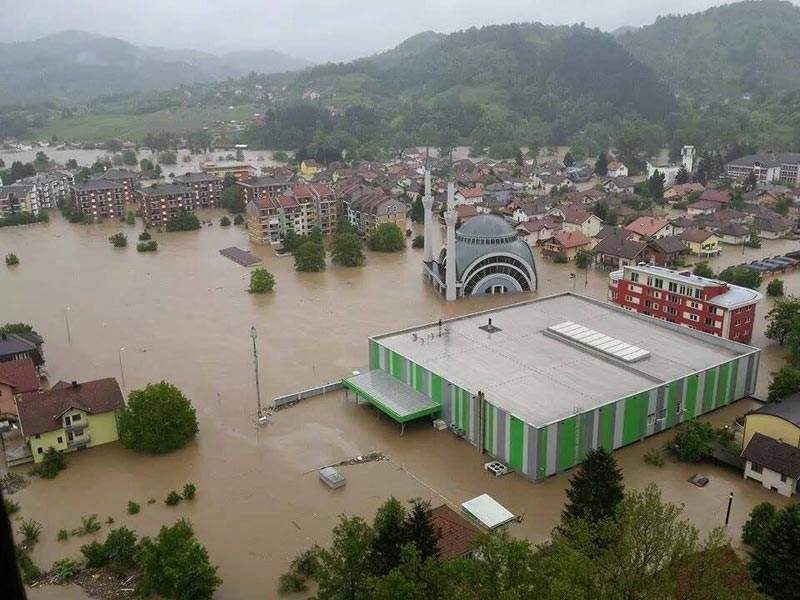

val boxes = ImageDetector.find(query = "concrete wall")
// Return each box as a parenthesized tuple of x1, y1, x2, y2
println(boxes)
(744, 460, 796, 497)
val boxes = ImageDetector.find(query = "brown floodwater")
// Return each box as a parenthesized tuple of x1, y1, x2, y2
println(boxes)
(1, 213, 797, 599)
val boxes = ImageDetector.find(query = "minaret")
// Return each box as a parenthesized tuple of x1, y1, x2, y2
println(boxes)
(444, 182, 457, 301)
(422, 168, 434, 263)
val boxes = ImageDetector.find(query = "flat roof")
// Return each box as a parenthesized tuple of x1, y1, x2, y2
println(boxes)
(343, 369, 439, 423)
(373, 293, 758, 427)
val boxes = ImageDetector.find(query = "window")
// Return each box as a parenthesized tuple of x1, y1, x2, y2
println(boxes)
(72, 414, 81, 422)
(37, 447, 43, 454)
(57, 437, 63, 444)
(630, 272, 639, 283)
(751, 462, 763, 474)
(654, 278, 664, 289)
(35, 434, 40, 439)
(668, 282, 678, 292)
(781, 474, 788, 483)
(676, 400, 683, 414)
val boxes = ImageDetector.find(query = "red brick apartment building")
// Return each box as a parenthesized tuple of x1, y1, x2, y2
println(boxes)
(73, 180, 126, 219)
(237, 175, 292, 205)
(609, 264, 761, 343)
(137, 183, 194, 229)
(172, 172, 222, 208)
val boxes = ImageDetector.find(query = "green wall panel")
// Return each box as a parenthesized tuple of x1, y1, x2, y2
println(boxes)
(369, 341, 380, 370)
(430, 374, 442, 404)
(412, 363, 424, 393)
(666, 381, 680, 428)
(577, 413, 589, 460)
(558, 417, 576, 471)
(685, 375, 698, 418)
(622, 394, 646, 445)
(484, 403, 494, 453)
(716, 363, 730, 407)
(599, 405, 615, 451)
(537, 426, 548, 478)
(390, 351, 403, 380)
(509, 416, 524, 471)
(728, 360, 739, 402)
(703, 368, 716, 413)
(461, 390, 470, 432)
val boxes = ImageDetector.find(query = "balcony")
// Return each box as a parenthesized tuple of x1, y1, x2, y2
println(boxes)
(64, 421, 87, 433)
(67, 434, 90, 448)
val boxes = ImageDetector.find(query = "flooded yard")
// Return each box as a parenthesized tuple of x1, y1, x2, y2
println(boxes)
(1, 213, 797, 598)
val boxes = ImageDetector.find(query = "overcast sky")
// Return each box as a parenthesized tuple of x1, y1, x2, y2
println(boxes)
(1, 0, 796, 62)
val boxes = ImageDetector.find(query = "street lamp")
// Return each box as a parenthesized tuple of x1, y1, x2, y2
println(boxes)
(118, 347, 126, 390)
(64, 306, 72, 344)
(250, 326, 264, 422)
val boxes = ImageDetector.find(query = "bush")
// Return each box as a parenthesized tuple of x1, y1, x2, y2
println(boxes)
(53, 558, 82, 583)
(294, 240, 326, 272)
(692, 262, 715, 278)
(106, 516, 115, 524)
(718, 265, 762, 289)
(742, 502, 776, 547)
(33, 447, 66, 479)
(118, 382, 199, 453)
(666, 420, 716, 462)
(57, 528, 69, 541)
(767, 279, 785, 297)
(331, 233, 365, 267)
(643, 447, 665, 467)
(138, 230, 152, 241)
(165, 211, 201, 232)
(126, 211, 136, 225)
(148, 498, 156, 505)
(18, 518, 42, 545)
(72, 514, 101, 536)
(104, 527, 139, 574)
(412, 235, 424, 249)
(768, 365, 800, 401)
(279, 570, 307, 594)
(81, 540, 109, 568)
(219, 216, 231, 226)
(554, 254, 568, 263)
(18, 549, 41, 585)
(4, 497, 20, 515)
(182, 483, 197, 500)
(165, 491, 182, 506)
(368, 223, 405, 252)
(5, 253, 20, 266)
(109, 232, 127, 247)
(138, 519, 221, 600)
(233, 214, 245, 225)
(127, 501, 141, 515)
(0, 212, 48, 228)
(137, 240, 158, 252)
(249, 268, 276, 293)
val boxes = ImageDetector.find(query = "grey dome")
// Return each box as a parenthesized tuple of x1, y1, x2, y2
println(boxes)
(449, 215, 536, 282)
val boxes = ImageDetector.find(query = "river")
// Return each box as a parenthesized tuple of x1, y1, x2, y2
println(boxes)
(1, 213, 797, 598)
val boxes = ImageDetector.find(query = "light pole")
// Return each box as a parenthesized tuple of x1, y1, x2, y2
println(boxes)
(250, 326, 263, 419)
(725, 491, 734, 526)
(64, 307, 72, 344)
(118, 347, 126, 390)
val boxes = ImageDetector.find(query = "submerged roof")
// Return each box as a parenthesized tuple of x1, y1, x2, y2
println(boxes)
(372, 293, 757, 427)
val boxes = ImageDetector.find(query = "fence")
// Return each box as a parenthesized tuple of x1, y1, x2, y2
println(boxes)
(272, 381, 343, 407)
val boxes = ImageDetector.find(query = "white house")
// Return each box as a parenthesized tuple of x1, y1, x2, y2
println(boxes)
(647, 145, 695, 186)
(548, 204, 602, 238)
(742, 432, 800, 497)
(606, 160, 628, 178)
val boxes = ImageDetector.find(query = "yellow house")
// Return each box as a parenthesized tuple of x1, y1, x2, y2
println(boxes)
(300, 160, 321, 179)
(743, 396, 800, 450)
(16, 378, 125, 463)
(680, 228, 721, 256)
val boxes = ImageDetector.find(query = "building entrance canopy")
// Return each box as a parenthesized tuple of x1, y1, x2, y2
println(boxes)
(342, 369, 439, 423)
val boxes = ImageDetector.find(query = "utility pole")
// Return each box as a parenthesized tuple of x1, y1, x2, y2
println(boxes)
(725, 491, 734, 526)
(118, 347, 126, 390)
(250, 326, 264, 421)
(64, 307, 71, 344)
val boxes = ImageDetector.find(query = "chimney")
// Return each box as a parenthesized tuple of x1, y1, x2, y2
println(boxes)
(71, 381, 79, 389)
(488, 318, 493, 328)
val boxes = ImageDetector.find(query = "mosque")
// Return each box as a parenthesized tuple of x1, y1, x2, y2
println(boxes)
(421, 170, 537, 300)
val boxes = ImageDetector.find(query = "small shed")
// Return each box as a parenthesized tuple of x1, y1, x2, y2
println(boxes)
(461, 494, 515, 529)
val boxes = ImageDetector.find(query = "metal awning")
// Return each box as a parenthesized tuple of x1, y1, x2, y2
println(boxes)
(461, 494, 515, 529)
(342, 369, 439, 423)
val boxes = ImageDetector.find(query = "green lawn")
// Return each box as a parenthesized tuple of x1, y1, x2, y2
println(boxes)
(37, 105, 258, 142)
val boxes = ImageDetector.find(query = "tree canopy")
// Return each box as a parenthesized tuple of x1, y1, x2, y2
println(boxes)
(118, 382, 199, 453)
(369, 223, 405, 252)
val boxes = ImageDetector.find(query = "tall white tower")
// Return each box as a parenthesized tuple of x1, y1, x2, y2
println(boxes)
(421, 168, 434, 263)
(444, 182, 458, 301)
(681, 145, 695, 173)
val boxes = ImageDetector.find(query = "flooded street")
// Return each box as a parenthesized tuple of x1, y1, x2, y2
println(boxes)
(1, 213, 798, 598)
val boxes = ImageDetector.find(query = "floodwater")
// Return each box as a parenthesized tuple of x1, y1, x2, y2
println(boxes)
(0, 213, 797, 599)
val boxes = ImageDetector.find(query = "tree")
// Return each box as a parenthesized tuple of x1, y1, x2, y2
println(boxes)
(409, 197, 424, 223)
(750, 503, 800, 600)
(744, 171, 758, 192)
(575, 249, 593, 269)
(220, 186, 244, 214)
(138, 519, 221, 600)
(5, 253, 20, 266)
(742, 502, 776, 547)
(693, 262, 715, 278)
(34, 447, 66, 479)
(315, 516, 374, 600)
(369, 223, 405, 252)
(121, 150, 138, 166)
(766, 296, 800, 347)
(561, 448, 624, 526)
(235, 148, 245, 161)
(65, 158, 78, 169)
(158, 151, 177, 166)
(33, 151, 50, 172)
(767, 279, 785, 297)
(371, 497, 408, 575)
(667, 420, 716, 462)
(248, 268, 275, 293)
(675, 164, 690, 184)
(165, 211, 201, 232)
(108, 232, 127, 248)
(412, 235, 424, 249)
(563, 151, 575, 167)
(139, 158, 155, 172)
(403, 499, 439, 562)
(331, 233, 365, 267)
(718, 265, 762, 289)
(219, 216, 231, 226)
(0, 322, 33, 335)
(118, 382, 198, 453)
(768, 366, 800, 401)
(294, 240, 326, 272)
(594, 152, 608, 176)
(648, 169, 666, 200)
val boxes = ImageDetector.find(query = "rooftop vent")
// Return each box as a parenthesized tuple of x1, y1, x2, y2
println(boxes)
(479, 317, 502, 333)
(547, 321, 650, 363)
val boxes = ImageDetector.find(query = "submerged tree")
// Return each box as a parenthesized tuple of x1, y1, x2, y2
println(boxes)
(561, 448, 624, 527)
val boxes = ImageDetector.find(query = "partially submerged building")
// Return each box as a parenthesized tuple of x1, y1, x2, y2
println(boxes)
(343, 293, 760, 481)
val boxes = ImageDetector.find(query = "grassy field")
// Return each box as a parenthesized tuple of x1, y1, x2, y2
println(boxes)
(36, 104, 258, 142)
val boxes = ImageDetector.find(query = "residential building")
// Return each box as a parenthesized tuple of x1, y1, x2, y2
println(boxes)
(754, 213, 793, 239)
(0, 185, 36, 217)
(742, 394, 800, 451)
(245, 194, 302, 246)
(0, 359, 40, 426)
(742, 433, 800, 497)
(687, 200, 721, 216)
(73, 179, 126, 220)
(609, 264, 762, 343)
(0, 331, 45, 369)
(16, 378, 125, 463)
(237, 175, 292, 205)
(714, 222, 750, 245)
(92, 169, 138, 204)
(593, 229, 648, 269)
(725, 153, 800, 187)
(548, 204, 602, 237)
(294, 182, 338, 235)
(137, 183, 193, 229)
(300, 160, 321, 179)
(172, 172, 222, 208)
(19, 171, 73, 210)
(624, 216, 675, 241)
(201, 162, 254, 181)
(430, 504, 481, 560)
(516, 217, 559, 246)
(345, 188, 408, 235)
(602, 177, 635, 194)
(606, 160, 628, 178)
(542, 230, 591, 261)
(699, 189, 732, 206)
(342, 293, 759, 482)
(455, 187, 484, 206)
(646, 236, 688, 267)
(680, 228, 721, 256)
(664, 182, 704, 202)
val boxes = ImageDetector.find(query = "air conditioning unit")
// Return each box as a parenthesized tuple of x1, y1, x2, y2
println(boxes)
(449, 424, 465, 437)
(484, 461, 512, 477)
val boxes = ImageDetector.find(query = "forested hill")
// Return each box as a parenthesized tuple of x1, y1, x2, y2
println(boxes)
(619, 0, 800, 101)
(249, 23, 675, 153)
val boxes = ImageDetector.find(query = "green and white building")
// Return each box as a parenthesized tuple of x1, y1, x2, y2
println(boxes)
(342, 293, 760, 481)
